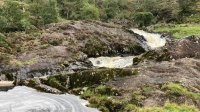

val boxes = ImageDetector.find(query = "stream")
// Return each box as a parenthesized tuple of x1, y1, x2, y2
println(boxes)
(0, 28, 166, 112)
(89, 29, 166, 68)
(0, 86, 99, 112)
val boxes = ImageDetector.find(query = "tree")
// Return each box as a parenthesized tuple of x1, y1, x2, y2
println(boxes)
(80, 3, 99, 20)
(178, 0, 198, 15)
(28, 0, 59, 26)
(102, 0, 120, 20)
(0, 0, 31, 31)
(133, 12, 154, 27)
(57, 0, 88, 20)
(135, 0, 181, 22)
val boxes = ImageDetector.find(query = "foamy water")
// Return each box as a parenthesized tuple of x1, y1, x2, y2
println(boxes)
(89, 56, 135, 68)
(130, 28, 166, 49)
(89, 29, 166, 68)
(0, 86, 99, 112)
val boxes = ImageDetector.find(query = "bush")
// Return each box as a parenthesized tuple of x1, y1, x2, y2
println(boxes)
(0, 33, 7, 47)
(133, 12, 154, 27)
(178, 0, 198, 15)
(0, 0, 31, 31)
(0, 16, 8, 31)
(80, 3, 99, 20)
(101, 0, 120, 20)
(28, 0, 59, 26)
(136, 0, 181, 22)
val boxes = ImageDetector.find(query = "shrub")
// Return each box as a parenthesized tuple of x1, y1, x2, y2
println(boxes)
(102, 0, 120, 20)
(136, 0, 181, 22)
(80, 3, 99, 20)
(0, 0, 31, 31)
(123, 104, 137, 112)
(28, 0, 59, 26)
(133, 12, 154, 27)
(178, 0, 198, 15)
(0, 33, 6, 46)
(0, 16, 8, 31)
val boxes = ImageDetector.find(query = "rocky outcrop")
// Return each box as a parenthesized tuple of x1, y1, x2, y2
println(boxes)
(0, 21, 145, 80)
(113, 58, 200, 91)
(132, 36, 200, 65)
(168, 36, 200, 59)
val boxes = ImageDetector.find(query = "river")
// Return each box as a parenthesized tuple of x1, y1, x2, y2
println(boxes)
(0, 86, 99, 112)
(89, 29, 166, 68)
(0, 28, 166, 112)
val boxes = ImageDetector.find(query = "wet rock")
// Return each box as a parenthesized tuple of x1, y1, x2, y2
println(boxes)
(19, 78, 62, 94)
(19, 68, 139, 93)
(133, 49, 171, 65)
(168, 36, 200, 59)
(132, 36, 200, 65)
(0, 21, 145, 81)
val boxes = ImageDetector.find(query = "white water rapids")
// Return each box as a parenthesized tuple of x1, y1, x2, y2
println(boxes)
(130, 28, 166, 50)
(89, 28, 166, 68)
(0, 86, 99, 112)
(0, 28, 166, 112)
(89, 56, 135, 68)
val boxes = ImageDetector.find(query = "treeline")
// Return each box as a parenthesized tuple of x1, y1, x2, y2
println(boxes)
(0, 0, 198, 32)
(0, 0, 58, 32)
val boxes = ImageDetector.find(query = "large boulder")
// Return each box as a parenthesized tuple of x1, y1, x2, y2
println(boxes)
(168, 36, 200, 59)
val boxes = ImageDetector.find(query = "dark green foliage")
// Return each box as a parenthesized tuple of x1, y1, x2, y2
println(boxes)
(58, 0, 85, 19)
(178, 0, 198, 15)
(44, 68, 138, 90)
(133, 50, 171, 65)
(69, 68, 138, 88)
(102, 0, 120, 20)
(0, 0, 197, 32)
(95, 85, 121, 96)
(0, 0, 59, 32)
(0, 0, 31, 31)
(83, 37, 107, 57)
(28, 0, 59, 26)
(0, 34, 7, 47)
(39, 75, 68, 92)
(133, 12, 154, 27)
(80, 86, 124, 112)
(80, 3, 99, 20)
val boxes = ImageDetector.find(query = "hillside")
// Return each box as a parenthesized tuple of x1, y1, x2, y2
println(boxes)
(0, 0, 200, 112)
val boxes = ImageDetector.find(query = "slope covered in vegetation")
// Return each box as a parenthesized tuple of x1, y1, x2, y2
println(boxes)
(0, 0, 200, 112)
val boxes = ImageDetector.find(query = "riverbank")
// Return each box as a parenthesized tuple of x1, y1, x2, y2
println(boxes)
(147, 23, 200, 39)
(0, 20, 200, 112)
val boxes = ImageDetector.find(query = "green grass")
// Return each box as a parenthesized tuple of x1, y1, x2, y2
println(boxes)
(161, 83, 200, 100)
(149, 24, 200, 39)
(138, 102, 198, 112)
(10, 58, 37, 67)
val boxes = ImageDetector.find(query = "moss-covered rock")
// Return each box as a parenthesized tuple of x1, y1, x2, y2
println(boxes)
(69, 68, 138, 88)
(83, 35, 107, 57)
(133, 49, 171, 65)
(41, 75, 68, 92)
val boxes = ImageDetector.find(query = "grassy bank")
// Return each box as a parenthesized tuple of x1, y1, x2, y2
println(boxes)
(148, 24, 200, 39)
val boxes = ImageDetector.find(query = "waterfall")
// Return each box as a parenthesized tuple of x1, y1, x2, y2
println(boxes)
(89, 28, 166, 68)
(130, 28, 166, 50)
(89, 56, 135, 68)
